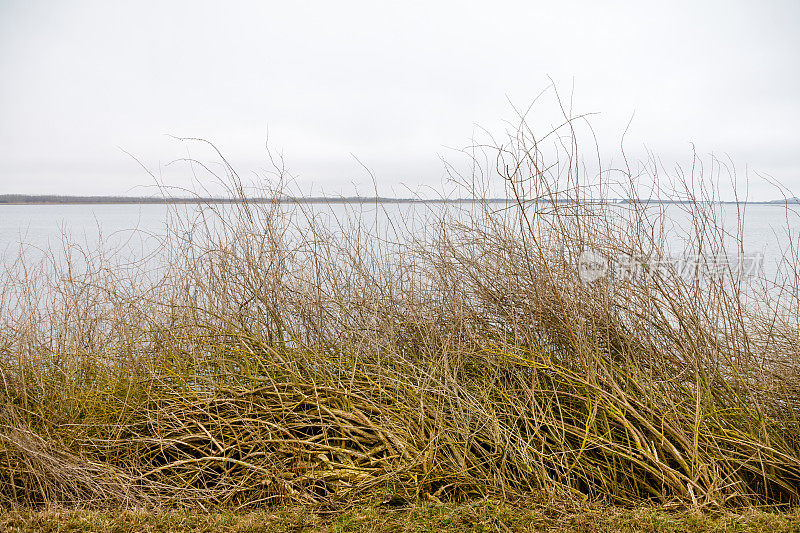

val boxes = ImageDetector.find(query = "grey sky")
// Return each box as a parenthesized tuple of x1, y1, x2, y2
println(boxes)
(0, 1, 798, 199)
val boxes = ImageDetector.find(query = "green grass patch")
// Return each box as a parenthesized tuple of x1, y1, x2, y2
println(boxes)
(3, 502, 800, 533)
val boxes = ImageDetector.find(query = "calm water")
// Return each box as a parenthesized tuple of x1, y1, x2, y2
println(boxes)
(0, 204, 169, 264)
(1, 202, 799, 281)
(0, 202, 447, 265)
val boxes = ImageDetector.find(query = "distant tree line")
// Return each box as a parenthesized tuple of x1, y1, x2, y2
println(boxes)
(0, 195, 514, 205)
(0, 194, 788, 205)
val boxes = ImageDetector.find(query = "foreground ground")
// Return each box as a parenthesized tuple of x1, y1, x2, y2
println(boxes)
(3, 502, 800, 533)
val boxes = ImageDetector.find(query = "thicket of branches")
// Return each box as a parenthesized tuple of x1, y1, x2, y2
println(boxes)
(0, 105, 798, 510)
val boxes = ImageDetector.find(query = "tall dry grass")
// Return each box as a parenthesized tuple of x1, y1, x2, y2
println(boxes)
(0, 109, 798, 511)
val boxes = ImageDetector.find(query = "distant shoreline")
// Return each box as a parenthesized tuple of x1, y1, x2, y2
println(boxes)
(0, 195, 507, 205)
(0, 195, 793, 205)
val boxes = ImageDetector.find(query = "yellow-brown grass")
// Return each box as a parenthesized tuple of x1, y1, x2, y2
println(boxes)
(0, 111, 798, 511)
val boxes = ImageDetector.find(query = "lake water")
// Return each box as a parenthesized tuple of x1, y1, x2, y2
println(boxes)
(1, 202, 799, 283)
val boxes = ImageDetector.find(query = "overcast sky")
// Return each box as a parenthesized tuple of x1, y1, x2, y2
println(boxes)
(0, 1, 798, 199)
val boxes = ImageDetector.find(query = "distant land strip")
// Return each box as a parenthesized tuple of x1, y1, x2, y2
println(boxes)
(0, 194, 794, 205)
(0, 195, 507, 205)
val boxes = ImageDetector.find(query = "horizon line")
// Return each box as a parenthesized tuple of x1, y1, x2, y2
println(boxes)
(0, 194, 796, 205)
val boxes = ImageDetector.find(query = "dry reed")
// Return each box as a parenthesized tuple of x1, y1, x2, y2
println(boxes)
(0, 106, 798, 511)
